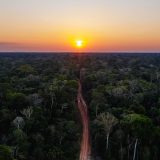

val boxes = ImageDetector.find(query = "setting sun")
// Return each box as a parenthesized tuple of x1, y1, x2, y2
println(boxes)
(76, 40, 83, 48)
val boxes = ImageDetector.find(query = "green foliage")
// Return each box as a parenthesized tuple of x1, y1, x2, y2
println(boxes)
(0, 53, 160, 160)
(121, 114, 153, 138)
(0, 145, 13, 160)
(6, 92, 27, 110)
(18, 64, 34, 75)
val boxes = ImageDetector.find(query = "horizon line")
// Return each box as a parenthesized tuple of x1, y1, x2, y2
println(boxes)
(0, 51, 160, 54)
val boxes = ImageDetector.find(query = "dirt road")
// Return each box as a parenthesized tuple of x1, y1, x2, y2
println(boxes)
(77, 80, 91, 160)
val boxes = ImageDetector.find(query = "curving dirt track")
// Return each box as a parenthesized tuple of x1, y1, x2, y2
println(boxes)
(77, 80, 91, 160)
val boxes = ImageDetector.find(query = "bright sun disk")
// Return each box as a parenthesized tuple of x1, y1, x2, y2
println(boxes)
(76, 40, 83, 48)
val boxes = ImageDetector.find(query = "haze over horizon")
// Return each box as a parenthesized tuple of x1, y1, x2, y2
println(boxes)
(0, 0, 160, 52)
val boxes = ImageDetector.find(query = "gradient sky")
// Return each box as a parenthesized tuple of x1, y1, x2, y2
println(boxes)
(0, 0, 160, 52)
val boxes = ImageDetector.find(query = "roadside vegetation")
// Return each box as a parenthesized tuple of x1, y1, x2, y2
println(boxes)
(0, 53, 160, 160)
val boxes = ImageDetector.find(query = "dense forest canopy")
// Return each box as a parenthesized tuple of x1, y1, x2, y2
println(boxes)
(0, 53, 160, 160)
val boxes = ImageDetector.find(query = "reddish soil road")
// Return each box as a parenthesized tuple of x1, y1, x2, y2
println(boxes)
(77, 80, 91, 160)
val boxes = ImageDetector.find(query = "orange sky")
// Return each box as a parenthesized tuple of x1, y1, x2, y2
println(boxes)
(0, 0, 160, 52)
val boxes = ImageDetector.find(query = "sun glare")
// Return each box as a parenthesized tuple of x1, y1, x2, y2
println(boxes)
(76, 40, 83, 48)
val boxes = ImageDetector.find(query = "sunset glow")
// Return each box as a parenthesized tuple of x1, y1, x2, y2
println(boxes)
(0, 0, 160, 52)
(76, 40, 83, 48)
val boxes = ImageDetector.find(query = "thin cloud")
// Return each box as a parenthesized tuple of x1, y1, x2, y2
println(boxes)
(0, 42, 18, 46)
(0, 42, 30, 52)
